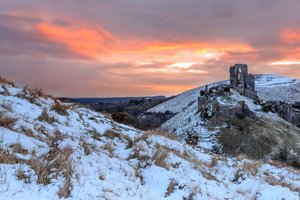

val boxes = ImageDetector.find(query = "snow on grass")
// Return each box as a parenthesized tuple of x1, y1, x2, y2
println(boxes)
(0, 79, 300, 199)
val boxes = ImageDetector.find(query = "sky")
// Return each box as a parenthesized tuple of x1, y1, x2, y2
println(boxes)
(0, 0, 300, 97)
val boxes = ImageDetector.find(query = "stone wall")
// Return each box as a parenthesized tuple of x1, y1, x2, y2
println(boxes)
(229, 64, 257, 100)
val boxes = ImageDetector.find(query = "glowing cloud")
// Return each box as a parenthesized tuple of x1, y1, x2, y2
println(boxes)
(271, 61, 300, 65)
(281, 28, 300, 43)
(38, 23, 114, 58)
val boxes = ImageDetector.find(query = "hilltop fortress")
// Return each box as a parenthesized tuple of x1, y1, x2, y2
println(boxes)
(198, 64, 300, 127)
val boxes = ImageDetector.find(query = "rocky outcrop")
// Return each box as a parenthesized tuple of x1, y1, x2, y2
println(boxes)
(263, 101, 300, 128)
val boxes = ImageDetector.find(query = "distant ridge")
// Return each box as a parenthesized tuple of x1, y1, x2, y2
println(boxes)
(60, 95, 165, 104)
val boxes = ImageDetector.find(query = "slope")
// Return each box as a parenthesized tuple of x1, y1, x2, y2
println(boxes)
(0, 77, 300, 199)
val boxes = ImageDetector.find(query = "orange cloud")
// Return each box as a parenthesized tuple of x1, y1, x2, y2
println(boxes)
(38, 22, 255, 63)
(281, 28, 300, 43)
(38, 23, 114, 58)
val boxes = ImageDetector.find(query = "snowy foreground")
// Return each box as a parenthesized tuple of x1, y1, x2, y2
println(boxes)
(0, 80, 300, 200)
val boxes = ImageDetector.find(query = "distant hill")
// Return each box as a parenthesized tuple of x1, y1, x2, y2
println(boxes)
(60, 96, 165, 104)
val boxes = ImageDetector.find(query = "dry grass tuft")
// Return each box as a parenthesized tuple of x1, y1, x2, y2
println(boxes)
(16, 87, 43, 106)
(81, 140, 92, 156)
(210, 156, 218, 168)
(90, 129, 101, 141)
(29, 146, 73, 185)
(242, 161, 260, 176)
(134, 163, 145, 184)
(57, 161, 73, 198)
(102, 142, 114, 158)
(1, 102, 13, 112)
(52, 100, 69, 116)
(49, 130, 64, 147)
(38, 109, 56, 124)
(152, 147, 170, 169)
(165, 179, 178, 197)
(0, 76, 15, 86)
(0, 85, 10, 96)
(202, 171, 218, 182)
(128, 143, 149, 162)
(33, 88, 46, 98)
(103, 129, 133, 148)
(0, 111, 17, 130)
(134, 129, 179, 143)
(138, 129, 178, 142)
(10, 143, 29, 155)
(16, 169, 31, 183)
(103, 129, 121, 140)
(265, 175, 300, 193)
(29, 157, 51, 185)
(0, 149, 24, 164)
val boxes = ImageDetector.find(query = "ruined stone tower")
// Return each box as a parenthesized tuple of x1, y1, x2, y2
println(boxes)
(229, 64, 256, 99)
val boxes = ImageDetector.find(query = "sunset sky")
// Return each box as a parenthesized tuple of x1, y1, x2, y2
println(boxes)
(0, 0, 300, 97)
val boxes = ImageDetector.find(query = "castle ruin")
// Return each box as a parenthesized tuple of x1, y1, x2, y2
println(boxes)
(229, 64, 256, 100)
(198, 64, 300, 128)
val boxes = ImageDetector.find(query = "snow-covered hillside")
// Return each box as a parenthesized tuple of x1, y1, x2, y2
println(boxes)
(147, 75, 300, 145)
(1, 78, 300, 199)
(255, 74, 300, 103)
(149, 74, 300, 114)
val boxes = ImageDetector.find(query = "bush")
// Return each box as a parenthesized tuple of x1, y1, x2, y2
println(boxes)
(200, 90, 205, 96)
(111, 112, 128, 123)
(262, 105, 269, 113)
(223, 87, 230, 93)
(185, 132, 199, 145)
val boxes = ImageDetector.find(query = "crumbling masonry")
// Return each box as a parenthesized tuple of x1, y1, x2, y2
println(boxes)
(198, 64, 300, 127)
(229, 64, 256, 100)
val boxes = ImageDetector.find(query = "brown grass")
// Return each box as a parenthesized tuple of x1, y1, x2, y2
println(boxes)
(52, 100, 69, 116)
(33, 88, 45, 98)
(16, 169, 31, 183)
(57, 161, 73, 198)
(90, 129, 101, 141)
(128, 143, 150, 162)
(0, 111, 17, 130)
(29, 146, 73, 185)
(0, 85, 10, 96)
(134, 163, 144, 185)
(1, 102, 13, 112)
(0, 76, 15, 86)
(103, 129, 133, 149)
(265, 175, 300, 194)
(38, 109, 56, 124)
(49, 130, 64, 147)
(103, 129, 121, 140)
(16, 87, 43, 106)
(165, 179, 178, 197)
(138, 129, 178, 142)
(152, 147, 170, 169)
(29, 157, 51, 185)
(81, 140, 92, 156)
(202, 171, 218, 182)
(242, 161, 260, 176)
(10, 143, 29, 155)
(102, 142, 114, 158)
(0, 149, 24, 164)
